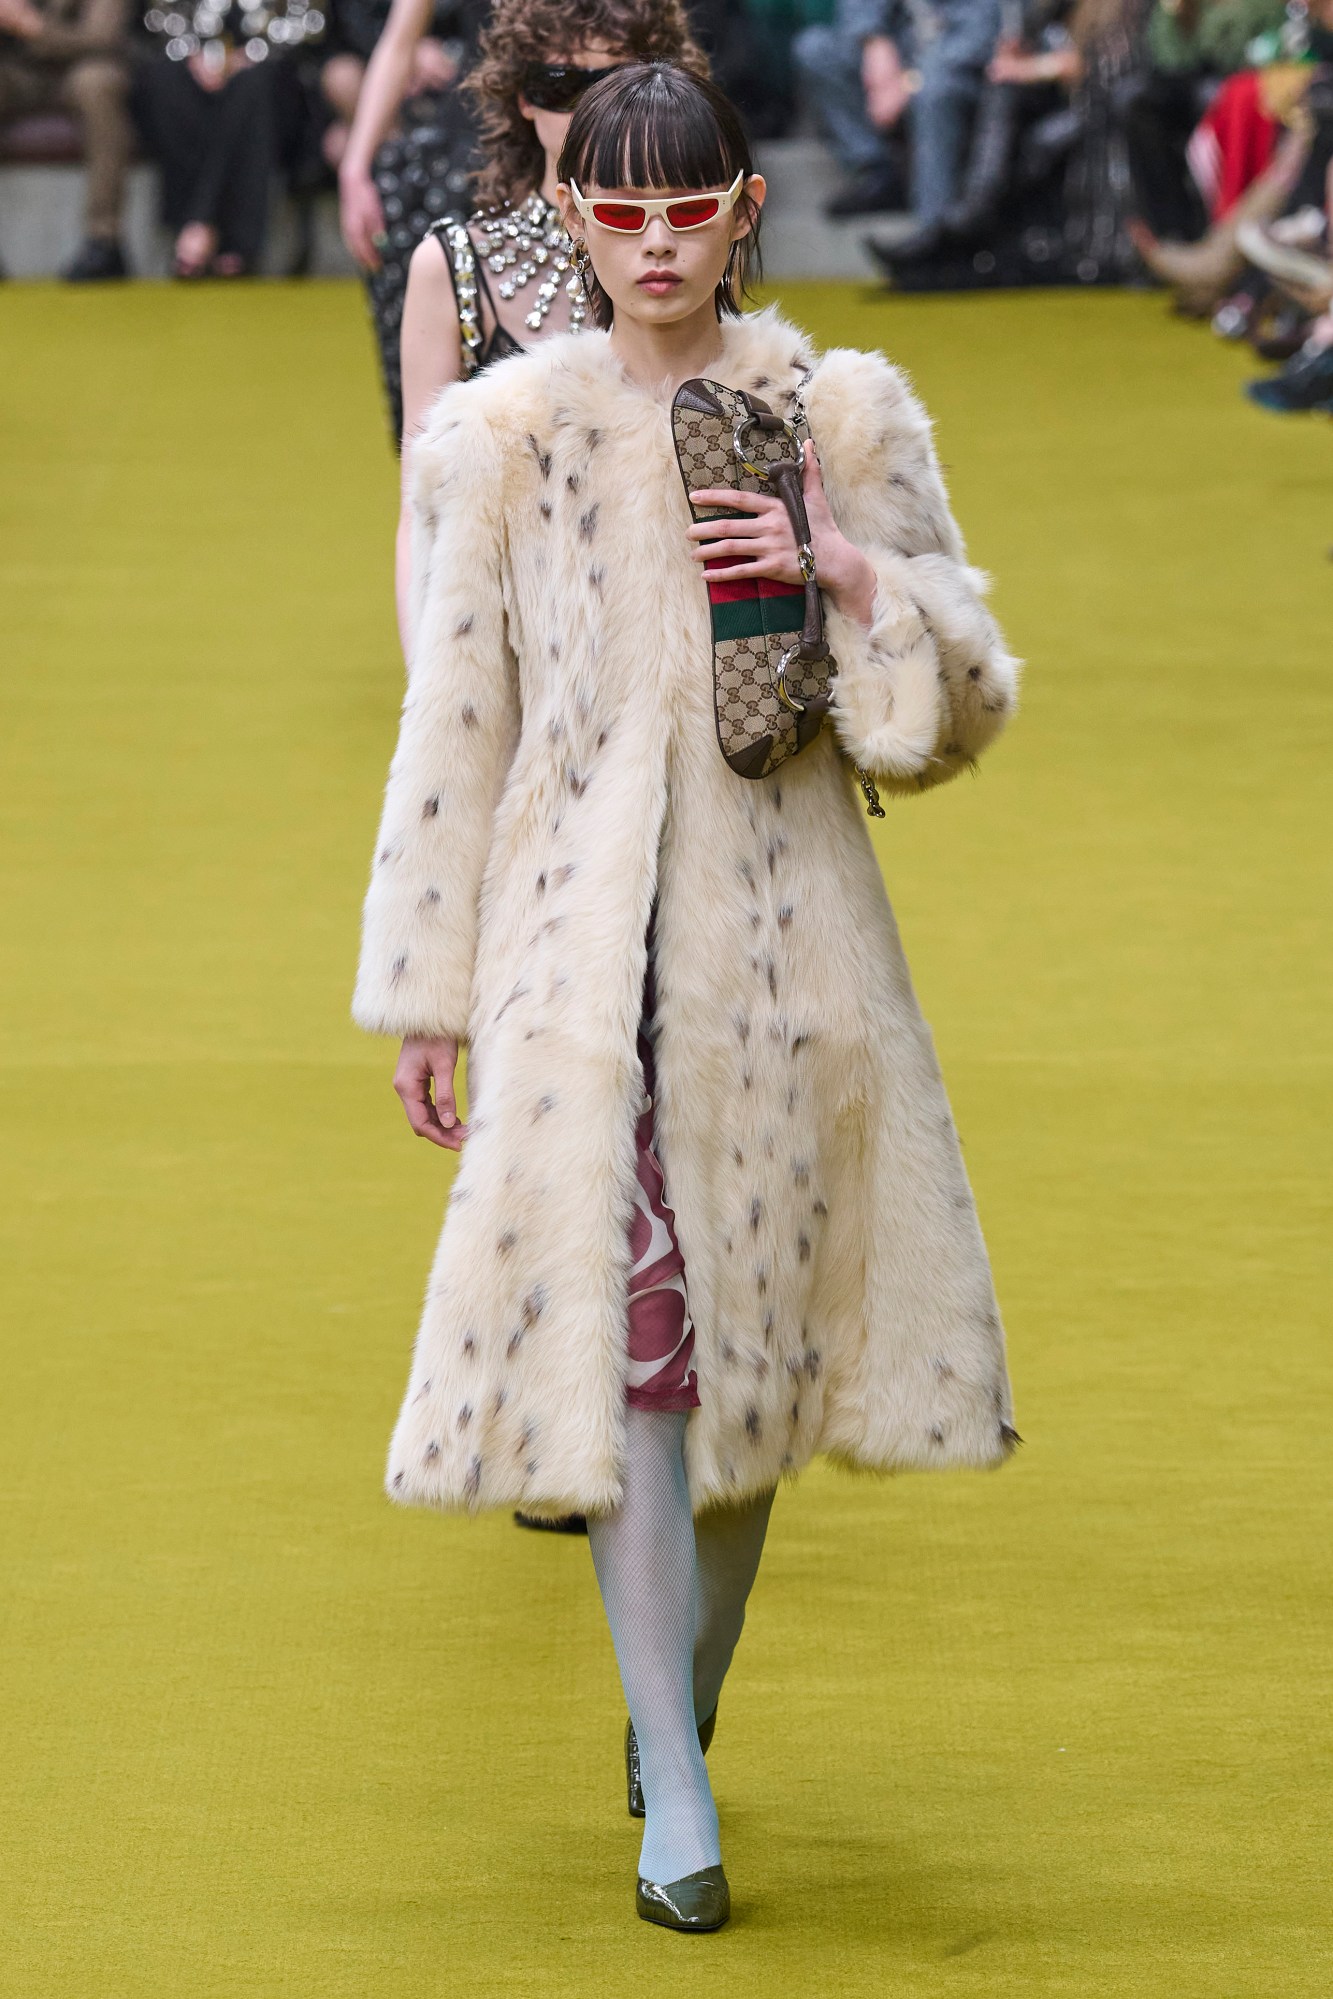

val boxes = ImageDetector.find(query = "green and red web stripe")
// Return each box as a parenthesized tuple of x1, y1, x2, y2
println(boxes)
(705, 554, 805, 643)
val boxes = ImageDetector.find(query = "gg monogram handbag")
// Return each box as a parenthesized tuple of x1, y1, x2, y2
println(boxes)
(671, 378, 884, 816)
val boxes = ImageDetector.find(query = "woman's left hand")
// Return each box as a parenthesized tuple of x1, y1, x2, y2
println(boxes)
(688, 440, 877, 629)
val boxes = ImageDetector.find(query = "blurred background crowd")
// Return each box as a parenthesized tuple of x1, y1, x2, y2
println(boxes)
(2, 0, 1331, 410)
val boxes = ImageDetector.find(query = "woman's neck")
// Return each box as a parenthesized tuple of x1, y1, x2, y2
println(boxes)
(537, 142, 728, 396)
(607, 302, 727, 399)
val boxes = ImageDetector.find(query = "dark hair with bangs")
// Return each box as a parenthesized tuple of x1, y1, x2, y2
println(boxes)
(556, 63, 762, 329)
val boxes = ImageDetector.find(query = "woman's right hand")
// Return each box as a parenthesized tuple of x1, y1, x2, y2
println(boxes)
(393, 1035, 467, 1150)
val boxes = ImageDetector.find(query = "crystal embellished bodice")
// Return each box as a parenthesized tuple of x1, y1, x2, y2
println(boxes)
(431, 191, 587, 379)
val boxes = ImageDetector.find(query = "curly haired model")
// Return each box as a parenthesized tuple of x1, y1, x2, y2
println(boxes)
(465, 0, 705, 208)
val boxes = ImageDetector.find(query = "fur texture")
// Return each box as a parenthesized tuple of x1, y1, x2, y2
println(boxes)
(352, 307, 1021, 1518)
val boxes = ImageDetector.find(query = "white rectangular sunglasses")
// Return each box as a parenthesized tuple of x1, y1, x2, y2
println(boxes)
(568, 169, 746, 235)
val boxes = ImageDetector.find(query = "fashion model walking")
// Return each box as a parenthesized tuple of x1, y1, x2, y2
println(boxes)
(393, 2, 703, 1542)
(352, 61, 1020, 1931)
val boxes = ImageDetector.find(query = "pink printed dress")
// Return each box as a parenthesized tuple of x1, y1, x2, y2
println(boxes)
(625, 909, 699, 1413)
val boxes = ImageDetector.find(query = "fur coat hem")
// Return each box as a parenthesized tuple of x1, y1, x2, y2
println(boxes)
(351, 307, 1020, 1517)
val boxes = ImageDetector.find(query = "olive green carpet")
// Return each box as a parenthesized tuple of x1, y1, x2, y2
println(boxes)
(1, 280, 1329, 1997)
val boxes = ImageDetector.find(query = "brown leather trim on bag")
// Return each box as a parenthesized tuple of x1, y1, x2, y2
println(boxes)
(672, 377, 835, 785)
(735, 405, 829, 671)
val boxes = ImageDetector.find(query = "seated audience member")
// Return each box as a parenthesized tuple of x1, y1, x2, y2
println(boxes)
(870, 0, 1075, 264)
(794, 0, 1001, 221)
(0, 0, 133, 277)
(792, 0, 905, 215)
(1115, 0, 1286, 242)
(868, 0, 1140, 286)
(131, 0, 325, 277)
(1129, 0, 1330, 326)
(1126, 78, 1308, 315)
(1244, 56, 1333, 407)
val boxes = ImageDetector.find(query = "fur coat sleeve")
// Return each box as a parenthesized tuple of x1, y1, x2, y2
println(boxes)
(351, 386, 520, 1042)
(806, 347, 1021, 796)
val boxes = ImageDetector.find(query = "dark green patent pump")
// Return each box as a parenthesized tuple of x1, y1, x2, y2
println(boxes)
(636, 1864, 730, 1932)
(625, 1704, 717, 1818)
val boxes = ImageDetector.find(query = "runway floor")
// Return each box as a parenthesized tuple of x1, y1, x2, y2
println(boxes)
(1, 279, 1330, 1996)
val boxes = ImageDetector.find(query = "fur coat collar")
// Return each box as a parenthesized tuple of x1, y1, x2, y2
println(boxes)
(353, 307, 1020, 1517)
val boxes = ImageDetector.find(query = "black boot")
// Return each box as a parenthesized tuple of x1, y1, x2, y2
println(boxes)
(62, 238, 129, 282)
(825, 161, 906, 218)
(1245, 341, 1333, 414)
(937, 81, 1023, 244)
(864, 232, 999, 291)
(1252, 306, 1314, 362)
(876, 219, 952, 266)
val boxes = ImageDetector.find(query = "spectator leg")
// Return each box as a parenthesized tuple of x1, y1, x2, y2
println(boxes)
(131, 58, 215, 236)
(946, 79, 1023, 235)
(910, 69, 979, 229)
(60, 56, 132, 243)
(1280, 111, 1333, 216)
(208, 63, 276, 271)
(791, 22, 894, 174)
(0, 56, 51, 133)
(1116, 68, 1209, 241)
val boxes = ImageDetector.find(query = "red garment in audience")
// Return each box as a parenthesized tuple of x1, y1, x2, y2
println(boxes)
(1188, 69, 1279, 221)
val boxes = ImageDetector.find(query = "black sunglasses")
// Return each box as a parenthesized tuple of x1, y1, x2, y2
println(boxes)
(520, 62, 622, 111)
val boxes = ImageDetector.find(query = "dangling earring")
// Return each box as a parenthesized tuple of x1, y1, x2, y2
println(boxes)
(565, 235, 592, 331)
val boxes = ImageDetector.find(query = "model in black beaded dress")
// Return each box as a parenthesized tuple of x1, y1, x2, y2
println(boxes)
(390, 4, 706, 630)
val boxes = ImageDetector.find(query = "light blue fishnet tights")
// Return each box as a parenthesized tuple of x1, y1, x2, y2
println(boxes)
(587, 1406, 775, 1885)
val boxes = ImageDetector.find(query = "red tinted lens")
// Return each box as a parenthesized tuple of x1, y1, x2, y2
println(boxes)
(591, 202, 647, 231)
(664, 197, 722, 228)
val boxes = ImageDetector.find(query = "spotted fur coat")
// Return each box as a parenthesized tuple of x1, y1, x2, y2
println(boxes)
(352, 306, 1021, 1518)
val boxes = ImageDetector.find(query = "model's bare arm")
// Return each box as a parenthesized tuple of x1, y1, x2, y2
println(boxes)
(338, 0, 434, 269)
(397, 234, 464, 663)
(394, 1035, 467, 1149)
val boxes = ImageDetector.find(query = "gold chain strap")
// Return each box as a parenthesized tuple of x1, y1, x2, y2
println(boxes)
(853, 763, 885, 818)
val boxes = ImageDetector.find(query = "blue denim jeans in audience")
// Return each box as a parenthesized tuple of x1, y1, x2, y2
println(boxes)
(794, 0, 1001, 226)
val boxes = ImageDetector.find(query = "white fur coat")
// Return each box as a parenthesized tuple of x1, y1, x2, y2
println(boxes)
(353, 307, 1021, 1518)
